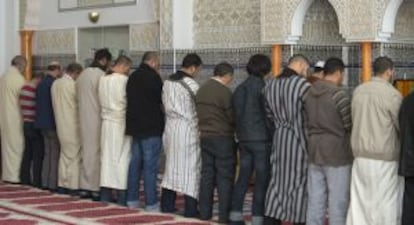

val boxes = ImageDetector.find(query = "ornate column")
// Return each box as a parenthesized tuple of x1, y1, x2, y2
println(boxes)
(272, 44, 282, 76)
(360, 42, 372, 83)
(20, 30, 34, 80)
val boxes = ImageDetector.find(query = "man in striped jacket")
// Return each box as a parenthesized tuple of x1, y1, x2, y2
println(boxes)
(19, 72, 44, 187)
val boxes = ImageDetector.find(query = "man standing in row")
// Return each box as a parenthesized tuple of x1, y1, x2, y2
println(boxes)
(263, 54, 310, 225)
(99, 56, 133, 206)
(126, 52, 163, 210)
(35, 62, 61, 191)
(347, 57, 402, 225)
(19, 72, 44, 188)
(0, 56, 27, 183)
(305, 57, 352, 225)
(52, 63, 83, 194)
(197, 62, 235, 224)
(77, 48, 112, 199)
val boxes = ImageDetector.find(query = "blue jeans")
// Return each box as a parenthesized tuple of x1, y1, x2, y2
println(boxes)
(126, 136, 162, 209)
(231, 142, 271, 225)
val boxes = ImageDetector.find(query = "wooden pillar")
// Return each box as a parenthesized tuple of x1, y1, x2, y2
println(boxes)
(20, 30, 34, 80)
(272, 44, 282, 76)
(360, 42, 372, 83)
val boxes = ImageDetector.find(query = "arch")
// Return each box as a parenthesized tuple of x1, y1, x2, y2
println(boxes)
(380, 0, 404, 40)
(289, 0, 344, 43)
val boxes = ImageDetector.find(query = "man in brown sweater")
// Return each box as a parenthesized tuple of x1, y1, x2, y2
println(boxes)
(305, 57, 352, 225)
(196, 62, 235, 224)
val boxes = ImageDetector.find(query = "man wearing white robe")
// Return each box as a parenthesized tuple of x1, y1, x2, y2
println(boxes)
(0, 56, 27, 183)
(51, 63, 83, 193)
(347, 56, 403, 225)
(99, 56, 132, 206)
(77, 49, 112, 199)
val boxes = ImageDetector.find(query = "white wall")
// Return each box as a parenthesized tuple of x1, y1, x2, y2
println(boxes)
(172, 0, 194, 49)
(38, 0, 156, 30)
(0, 0, 20, 75)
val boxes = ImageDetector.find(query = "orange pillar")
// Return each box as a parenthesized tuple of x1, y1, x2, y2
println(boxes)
(20, 30, 34, 80)
(360, 42, 372, 83)
(272, 44, 282, 76)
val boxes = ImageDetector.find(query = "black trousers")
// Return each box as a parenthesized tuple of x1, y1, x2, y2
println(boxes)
(20, 122, 44, 187)
(199, 136, 236, 223)
(402, 177, 414, 225)
(263, 217, 305, 225)
(161, 188, 198, 217)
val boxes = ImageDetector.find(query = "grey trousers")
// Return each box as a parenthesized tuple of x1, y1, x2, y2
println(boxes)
(41, 129, 60, 190)
(306, 163, 351, 225)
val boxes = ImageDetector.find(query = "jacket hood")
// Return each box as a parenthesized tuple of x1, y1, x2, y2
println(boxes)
(309, 80, 334, 97)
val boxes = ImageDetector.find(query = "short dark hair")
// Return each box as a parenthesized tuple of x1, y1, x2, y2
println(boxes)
(214, 62, 234, 77)
(11, 56, 27, 67)
(288, 54, 310, 66)
(141, 51, 159, 63)
(114, 55, 132, 66)
(94, 48, 112, 61)
(47, 64, 61, 71)
(66, 63, 83, 75)
(182, 53, 202, 68)
(323, 57, 345, 76)
(246, 54, 271, 77)
(373, 56, 394, 76)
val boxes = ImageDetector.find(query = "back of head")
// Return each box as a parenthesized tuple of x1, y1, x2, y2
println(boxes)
(323, 57, 345, 76)
(66, 63, 83, 75)
(141, 51, 159, 64)
(288, 54, 310, 66)
(214, 62, 234, 77)
(373, 56, 394, 76)
(11, 55, 27, 73)
(114, 55, 133, 67)
(47, 61, 61, 72)
(182, 53, 202, 68)
(246, 54, 271, 77)
(94, 48, 112, 62)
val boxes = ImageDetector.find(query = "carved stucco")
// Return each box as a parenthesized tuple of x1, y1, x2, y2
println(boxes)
(298, 0, 345, 45)
(193, 0, 261, 48)
(33, 29, 76, 55)
(160, 0, 173, 49)
(390, 0, 414, 43)
(130, 23, 160, 51)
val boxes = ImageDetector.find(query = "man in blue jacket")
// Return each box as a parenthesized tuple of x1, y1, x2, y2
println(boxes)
(34, 61, 62, 191)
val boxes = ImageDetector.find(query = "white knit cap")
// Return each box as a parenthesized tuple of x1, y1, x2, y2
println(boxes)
(314, 60, 325, 68)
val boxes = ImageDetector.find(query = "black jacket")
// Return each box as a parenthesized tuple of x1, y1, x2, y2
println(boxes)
(232, 76, 271, 142)
(126, 63, 164, 138)
(399, 91, 414, 176)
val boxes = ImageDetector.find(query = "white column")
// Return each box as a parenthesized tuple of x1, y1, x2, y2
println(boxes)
(342, 46, 349, 86)
(0, 0, 20, 75)
(172, 0, 194, 49)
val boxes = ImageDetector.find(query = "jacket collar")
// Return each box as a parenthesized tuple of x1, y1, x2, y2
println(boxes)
(169, 70, 193, 81)
(139, 63, 157, 73)
(372, 76, 392, 86)
(278, 67, 298, 78)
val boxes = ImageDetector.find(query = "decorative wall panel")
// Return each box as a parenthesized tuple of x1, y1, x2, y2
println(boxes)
(298, 0, 345, 45)
(390, 1, 414, 43)
(59, 0, 136, 10)
(33, 29, 76, 55)
(130, 23, 160, 51)
(193, 0, 261, 48)
(160, 0, 173, 49)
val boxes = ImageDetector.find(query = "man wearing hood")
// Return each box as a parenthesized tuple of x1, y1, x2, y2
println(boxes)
(305, 57, 352, 225)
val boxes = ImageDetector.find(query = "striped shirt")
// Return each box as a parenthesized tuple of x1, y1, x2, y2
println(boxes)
(19, 82, 37, 122)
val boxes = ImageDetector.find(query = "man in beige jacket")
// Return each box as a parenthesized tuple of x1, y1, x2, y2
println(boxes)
(0, 56, 27, 183)
(346, 56, 402, 225)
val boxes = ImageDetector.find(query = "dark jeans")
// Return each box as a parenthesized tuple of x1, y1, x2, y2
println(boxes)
(41, 129, 60, 191)
(231, 142, 270, 222)
(101, 187, 127, 206)
(402, 177, 414, 225)
(199, 136, 236, 223)
(20, 122, 44, 187)
(161, 188, 198, 217)
(126, 136, 162, 209)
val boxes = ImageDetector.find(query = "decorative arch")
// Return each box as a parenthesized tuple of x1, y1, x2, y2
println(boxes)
(380, 0, 404, 41)
(288, 0, 345, 43)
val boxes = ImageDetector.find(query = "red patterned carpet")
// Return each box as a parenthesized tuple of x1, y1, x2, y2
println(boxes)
(0, 183, 214, 225)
